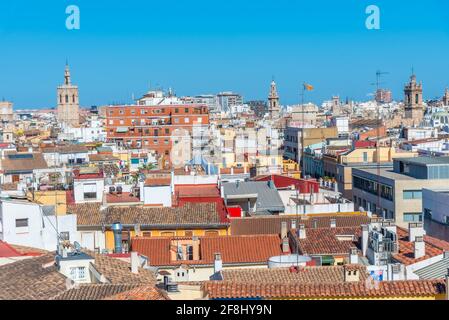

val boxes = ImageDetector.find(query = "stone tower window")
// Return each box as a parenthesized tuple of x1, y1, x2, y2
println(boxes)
(65, 95, 69, 103)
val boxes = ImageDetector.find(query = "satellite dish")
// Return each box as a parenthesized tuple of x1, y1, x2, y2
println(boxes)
(74, 241, 82, 252)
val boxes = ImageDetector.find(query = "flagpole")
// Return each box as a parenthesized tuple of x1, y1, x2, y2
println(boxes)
(301, 82, 306, 179)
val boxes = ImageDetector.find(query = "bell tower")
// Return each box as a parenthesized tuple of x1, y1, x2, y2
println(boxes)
(57, 63, 80, 127)
(268, 80, 280, 119)
(404, 73, 424, 124)
(443, 88, 449, 106)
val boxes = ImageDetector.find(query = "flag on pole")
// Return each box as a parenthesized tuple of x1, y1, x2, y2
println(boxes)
(304, 83, 314, 91)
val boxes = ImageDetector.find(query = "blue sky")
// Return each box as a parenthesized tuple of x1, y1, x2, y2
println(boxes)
(0, 0, 449, 108)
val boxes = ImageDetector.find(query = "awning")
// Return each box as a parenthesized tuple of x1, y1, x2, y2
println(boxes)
(116, 127, 129, 133)
(321, 256, 335, 265)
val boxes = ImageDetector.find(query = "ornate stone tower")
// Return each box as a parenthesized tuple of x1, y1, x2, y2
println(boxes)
(57, 63, 80, 127)
(268, 80, 280, 119)
(443, 88, 449, 106)
(404, 73, 424, 123)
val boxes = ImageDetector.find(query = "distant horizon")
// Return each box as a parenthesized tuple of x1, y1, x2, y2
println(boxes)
(1, 1, 449, 109)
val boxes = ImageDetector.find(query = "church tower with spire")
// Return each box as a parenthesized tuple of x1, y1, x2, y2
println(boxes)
(404, 73, 424, 124)
(443, 88, 449, 106)
(57, 63, 80, 127)
(268, 80, 280, 119)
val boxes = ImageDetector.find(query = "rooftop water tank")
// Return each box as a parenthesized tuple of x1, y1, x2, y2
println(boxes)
(268, 254, 312, 269)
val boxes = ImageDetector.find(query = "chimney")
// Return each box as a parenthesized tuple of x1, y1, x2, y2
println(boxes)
(414, 236, 425, 259)
(330, 218, 337, 228)
(349, 247, 358, 264)
(281, 221, 288, 239)
(131, 251, 139, 274)
(409, 222, 424, 242)
(312, 219, 318, 229)
(361, 225, 369, 256)
(344, 266, 360, 283)
(282, 237, 290, 253)
(390, 263, 404, 281)
(446, 268, 449, 301)
(214, 253, 222, 273)
(298, 224, 306, 239)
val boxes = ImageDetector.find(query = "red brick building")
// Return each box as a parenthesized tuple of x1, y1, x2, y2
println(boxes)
(105, 104, 209, 157)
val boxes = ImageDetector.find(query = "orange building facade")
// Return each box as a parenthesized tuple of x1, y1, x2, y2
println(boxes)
(105, 104, 210, 157)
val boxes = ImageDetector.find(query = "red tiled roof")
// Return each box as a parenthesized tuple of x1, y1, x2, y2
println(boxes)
(393, 227, 449, 265)
(230, 214, 369, 236)
(0, 241, 44, 257)
(0, 241, 23, 258)
(106, 192, 141, 204)
(202, 279, 446, 299)
(144, 178, 171, 186)
(175, 185, 220, 198)
(104, 285, 170, 300)
(354, 140, 377, 148)
(131, 234, 282, 267)
(221, 265, 368, 284)
(290, 227, 361, 256)
(254, 175, 319, 193)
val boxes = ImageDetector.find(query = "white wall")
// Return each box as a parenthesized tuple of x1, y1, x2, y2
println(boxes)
(0, 200, 79, 251)
(174, 174, 218, 186)
(143, 185, 172, 207)
(74, 179, 104, 203)
(43, 152, 89, 167)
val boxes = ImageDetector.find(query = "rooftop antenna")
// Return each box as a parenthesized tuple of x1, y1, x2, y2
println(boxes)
(370, 69, 389, 219)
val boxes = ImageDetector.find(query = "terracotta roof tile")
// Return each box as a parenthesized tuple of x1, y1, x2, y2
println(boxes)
(230, 214, 370, 236)
(203, 279, 447, 299)
(131, 235, 282, 267)
(221, 265, 368, 284)
(290, 227, 361, 256)
(70, 202, 228, 227)
(393, 227, 449, 265)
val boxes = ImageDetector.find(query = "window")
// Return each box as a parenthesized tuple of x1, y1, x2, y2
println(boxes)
(404, 212, 423, 222)
(15, 218, 29, 228)
(362, 152, 368, 163)
(184, 230, 193, 237)
(70, 267, 86, 281)
(204, 230, 219, 236)
(174, 118, 179, 123)
(161, 232, 175, 237)
(185, 108, 189, 113)
(403, 190, 422, 200)
(165, 128, 169, 134)
(164, 139, 169, 145)
(174, 108, 179, 113)
(185, 117, 190, 123)
(131, 109, 136, 114)
(109, 120, 113, 125)
(186, 245, 194, 260)
(83, 183, 97, 200)
(143, 231, 152, 237)
(65, 95, 69, 103)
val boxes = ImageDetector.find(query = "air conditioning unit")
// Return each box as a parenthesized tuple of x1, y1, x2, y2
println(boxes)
(109, 186, 116, 194)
